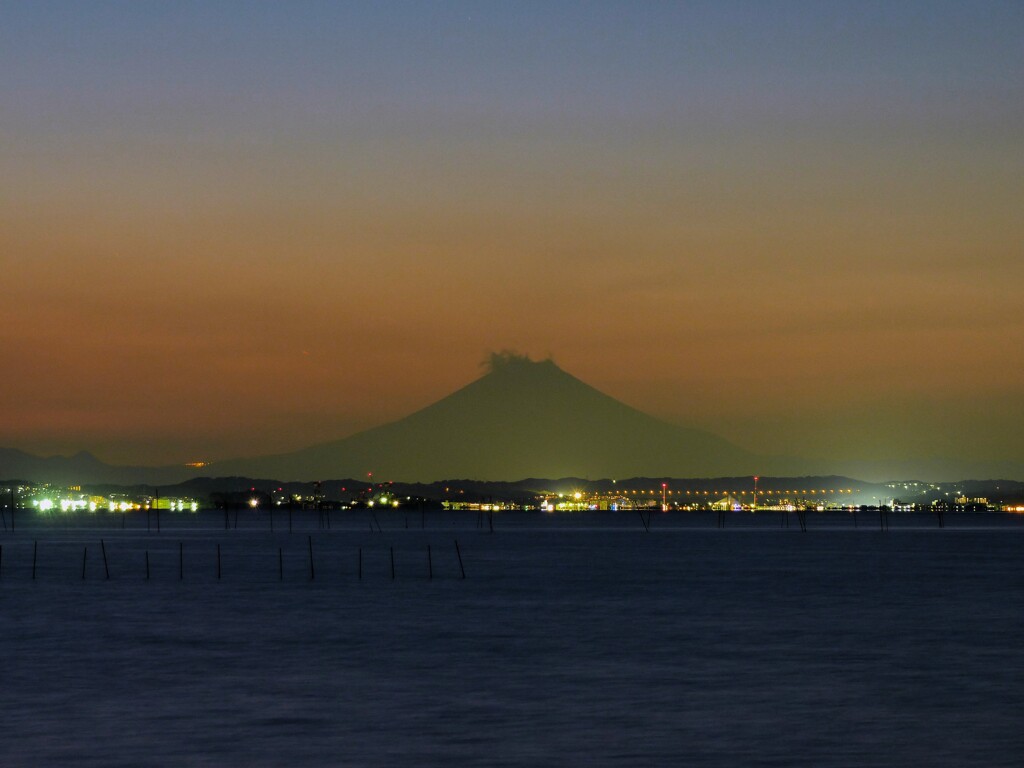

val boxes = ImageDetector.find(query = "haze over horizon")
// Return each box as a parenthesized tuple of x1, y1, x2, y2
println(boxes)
(2, 2, 1022, 472)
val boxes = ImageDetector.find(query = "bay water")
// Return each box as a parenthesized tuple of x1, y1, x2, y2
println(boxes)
(1, 510, 1021, 766)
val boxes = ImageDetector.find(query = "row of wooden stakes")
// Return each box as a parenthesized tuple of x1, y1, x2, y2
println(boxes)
(0, 537, 468, 581)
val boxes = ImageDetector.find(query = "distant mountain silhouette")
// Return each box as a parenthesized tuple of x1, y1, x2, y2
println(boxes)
(0, 447, 193, 486)
(8, 356, 1018, 486)
(211, 353, 771, 482)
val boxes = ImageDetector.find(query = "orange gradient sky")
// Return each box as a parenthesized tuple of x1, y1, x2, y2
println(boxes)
(2, 2, 1022, 468)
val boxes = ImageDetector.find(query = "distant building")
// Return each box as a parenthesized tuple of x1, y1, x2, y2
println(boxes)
(711, 495, 742, 511)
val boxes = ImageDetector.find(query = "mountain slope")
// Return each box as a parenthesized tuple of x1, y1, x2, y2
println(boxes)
(212, 355, 766, 481)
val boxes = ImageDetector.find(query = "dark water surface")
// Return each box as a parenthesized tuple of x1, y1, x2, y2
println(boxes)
(2, 510, 1022, 766)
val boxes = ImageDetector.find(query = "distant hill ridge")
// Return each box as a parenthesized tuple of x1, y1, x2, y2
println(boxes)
(0, 446, 191, 486)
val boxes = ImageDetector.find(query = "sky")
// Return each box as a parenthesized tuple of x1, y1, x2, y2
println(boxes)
(2, 1, 1022, 470)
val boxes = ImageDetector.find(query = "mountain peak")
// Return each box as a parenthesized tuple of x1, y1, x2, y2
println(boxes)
(212, 352, 761, 481)
(484, 351, 558, 375)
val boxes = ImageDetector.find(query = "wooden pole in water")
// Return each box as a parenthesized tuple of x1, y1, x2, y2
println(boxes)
(82, 546, 87, 580)
(145, 551, 150, 580)
(100, 539, 109, 579)
(307, 535, 315, 580)
(454, 539, 465, 579)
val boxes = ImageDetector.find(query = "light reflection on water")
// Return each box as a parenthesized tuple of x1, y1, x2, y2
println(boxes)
(1, 510, 1022, 767)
